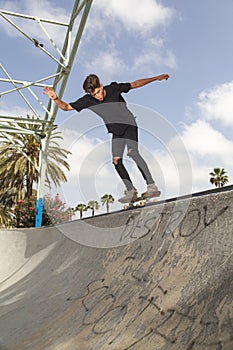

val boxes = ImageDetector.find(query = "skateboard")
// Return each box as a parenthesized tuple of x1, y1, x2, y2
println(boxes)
(123, 191, 161, 209)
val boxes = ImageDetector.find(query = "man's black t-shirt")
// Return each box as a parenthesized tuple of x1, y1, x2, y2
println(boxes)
(70, 82, 137, 135)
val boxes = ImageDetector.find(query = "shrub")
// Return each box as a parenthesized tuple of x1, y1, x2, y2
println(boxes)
(14, 194, 74, 227)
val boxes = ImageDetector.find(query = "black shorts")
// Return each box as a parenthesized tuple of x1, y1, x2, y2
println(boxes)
(112, 125, 138, 158)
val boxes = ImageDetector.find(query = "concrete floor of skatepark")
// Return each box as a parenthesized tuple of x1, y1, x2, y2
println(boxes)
(0, 186, 233, 349)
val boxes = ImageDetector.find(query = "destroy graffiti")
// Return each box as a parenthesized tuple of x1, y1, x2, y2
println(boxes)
(66, 201, 232, 349)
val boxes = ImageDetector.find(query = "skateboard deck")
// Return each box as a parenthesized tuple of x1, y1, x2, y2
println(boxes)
(123, 191, 161, 209)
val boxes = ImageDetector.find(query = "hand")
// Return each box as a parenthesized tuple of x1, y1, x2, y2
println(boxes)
(158, 74, 170, 81)
(43, 86, 57, 100)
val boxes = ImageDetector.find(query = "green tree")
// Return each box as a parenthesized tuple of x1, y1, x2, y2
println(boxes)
(100, 194, 114, 214)
(0, 205, 12, 228)
(75, 203, 88, 219)
(0, 188, 18, 227)
(0, 115, 71, 202)
(209, 168, 229, 188)
(88, 200, 100, 216)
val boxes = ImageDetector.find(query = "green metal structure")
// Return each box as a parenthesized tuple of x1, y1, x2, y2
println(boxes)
(0, 0, 93, 227)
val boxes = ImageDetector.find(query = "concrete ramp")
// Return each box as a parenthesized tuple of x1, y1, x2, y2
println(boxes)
(0, 187, 233, 350)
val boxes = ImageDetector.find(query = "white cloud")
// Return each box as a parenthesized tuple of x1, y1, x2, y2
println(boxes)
(181, 120, 233, 158)
(0, 0, 69, 47)
(94, 0, 174, 34)
(83, 1, 176, 76)
(133, 38, 177, 71)
(0, 104, 30, 118)
(179, 120, 233, 190)
(57, 128, 112, 186)
(180, 80, 233, 191)
(197, 81, 233, 127)
(148, 148, 181, 195)
(185, 157, 212, 193)
(83, 49, 127, 79)
(83, 37, 176, 79)
(152, 135, 193, 197)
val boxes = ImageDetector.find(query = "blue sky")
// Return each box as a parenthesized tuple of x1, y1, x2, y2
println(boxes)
(1, 0, 233, 216)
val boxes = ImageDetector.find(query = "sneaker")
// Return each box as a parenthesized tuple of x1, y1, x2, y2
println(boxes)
(118, 188, 138, 203)
(141, 183, 161, 199)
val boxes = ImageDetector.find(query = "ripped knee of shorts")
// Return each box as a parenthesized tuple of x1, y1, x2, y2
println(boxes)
(127, 148, 139, 160)
(113, 157, 121, 166)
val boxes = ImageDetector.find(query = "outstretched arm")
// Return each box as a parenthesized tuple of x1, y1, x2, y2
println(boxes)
(130, 74, 170, 89)
(43, 87, 74, 111)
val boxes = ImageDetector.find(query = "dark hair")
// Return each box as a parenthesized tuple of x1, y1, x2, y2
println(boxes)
(83, 74, 100, 93)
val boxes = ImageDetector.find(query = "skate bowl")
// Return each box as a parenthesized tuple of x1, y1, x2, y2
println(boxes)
(0, 186, 233, 350)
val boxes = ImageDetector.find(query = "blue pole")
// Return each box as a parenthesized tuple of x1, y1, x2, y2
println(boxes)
(35, 197, 43, 227)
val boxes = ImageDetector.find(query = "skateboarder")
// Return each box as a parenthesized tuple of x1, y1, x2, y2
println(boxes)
(43, 73, 170, 203)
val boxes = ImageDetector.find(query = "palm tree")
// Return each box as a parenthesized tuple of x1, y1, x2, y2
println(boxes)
(100, 194, 114, 213)
(209, 168, 229, 188)
(45, 130, 71, 188)
(88, 200, 100, 216)
(0, 115, 71, 201)
(75, 203, 88, 219)
(0, 204, 12, 228)
(0, 188, 16, 227)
